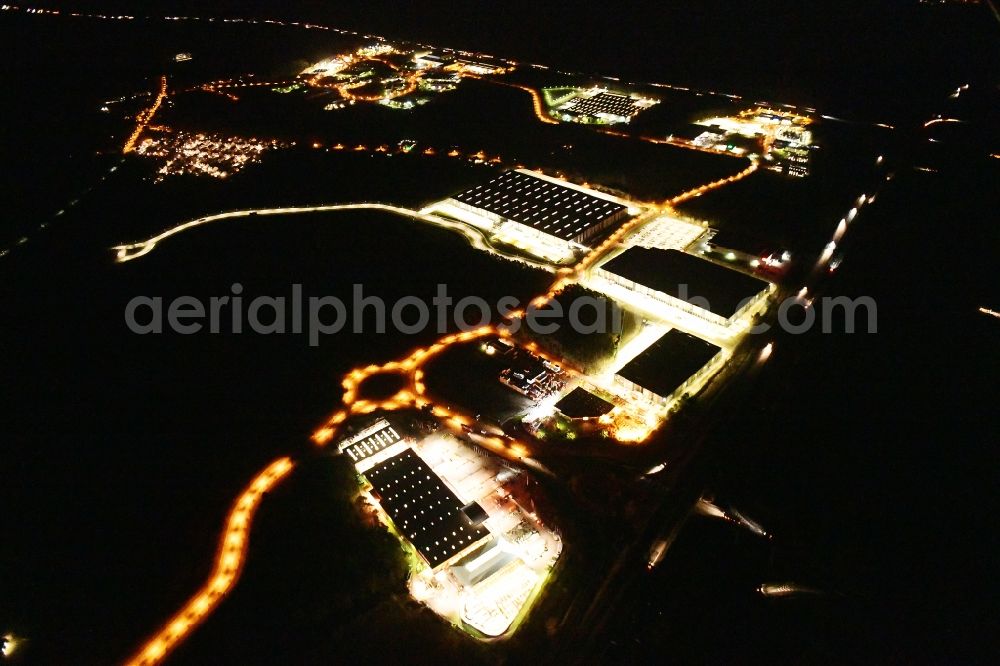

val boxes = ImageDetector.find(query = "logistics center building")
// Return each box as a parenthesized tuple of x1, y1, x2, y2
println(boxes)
(597, 247, 773, 328)
(365, 448, 492, 570)
(613, 329, 724, 408)
(448, 169, 629, 248)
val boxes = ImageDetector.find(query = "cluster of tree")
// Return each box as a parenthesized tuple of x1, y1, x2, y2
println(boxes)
(519, 284, 642, 373)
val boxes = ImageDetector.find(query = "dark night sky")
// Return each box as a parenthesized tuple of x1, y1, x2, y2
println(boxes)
(41, 0, 1000, 121)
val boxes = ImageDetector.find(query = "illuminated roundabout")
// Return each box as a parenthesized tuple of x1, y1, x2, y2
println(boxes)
(116, 78, 762, 662)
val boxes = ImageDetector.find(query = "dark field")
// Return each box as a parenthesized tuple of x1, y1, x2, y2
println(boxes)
(0, 208, 550, 663)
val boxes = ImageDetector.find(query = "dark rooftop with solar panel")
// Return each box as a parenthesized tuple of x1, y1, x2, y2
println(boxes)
(565, 91, 642, 118)
(364, 448, 490, 568)
(451, 170, 626, 243)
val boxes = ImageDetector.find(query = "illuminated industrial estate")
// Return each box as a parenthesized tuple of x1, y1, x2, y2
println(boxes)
(296, 43, 507, 109)
(339, 421, 561, 636)
(667, 107, 815, 176)
(15, 7, 881, 663)
(110, 145, 776, 649)
(6, 2, 991, 664)
(542, 86, 659, 124)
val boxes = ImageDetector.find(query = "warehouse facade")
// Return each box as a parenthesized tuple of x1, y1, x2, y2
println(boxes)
(448, 169, 629, 249)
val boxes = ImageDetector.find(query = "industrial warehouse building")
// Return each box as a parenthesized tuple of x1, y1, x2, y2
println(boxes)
(555, 387, 615, 419)
(561, 91, 645, 123)
(413, 52, 450, 68)
(613, 329, 724, 407)
(365, 448, 491, 569)
(449, 170, 628, 248)
(338, 419, 403, 467)
(335, 421, 559, 639)
(597, 247, 772, 328)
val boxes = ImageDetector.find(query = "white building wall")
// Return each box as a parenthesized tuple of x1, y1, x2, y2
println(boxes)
(596, 268, 772, 330)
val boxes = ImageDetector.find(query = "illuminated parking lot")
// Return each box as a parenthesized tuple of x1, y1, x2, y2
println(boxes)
(342, 425, 561, 638)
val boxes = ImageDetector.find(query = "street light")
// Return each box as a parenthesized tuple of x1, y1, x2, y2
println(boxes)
(759, 342, 774, 363)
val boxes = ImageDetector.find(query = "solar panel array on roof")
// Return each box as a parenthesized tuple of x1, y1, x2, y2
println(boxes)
(452, 171, 625, 242)
(567, 92, 641, 118)
(342, 422, 401, 464)
(366, 449, 490, 568)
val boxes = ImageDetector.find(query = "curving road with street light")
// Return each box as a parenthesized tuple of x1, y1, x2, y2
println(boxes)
(123, 76, 168, 154)
(112, 203, 556, 271)
(124, 457, 294, 666)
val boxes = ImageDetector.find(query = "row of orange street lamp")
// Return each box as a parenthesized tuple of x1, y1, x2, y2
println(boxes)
(125, 457, 294, 666)
(123, 75, 168, 154)
(311, 326, 499, 447)
(320, 140, 504, 165)
(462, 74, 559, 125)
(598, 127, 741, 159)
